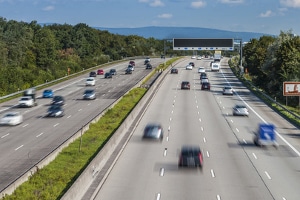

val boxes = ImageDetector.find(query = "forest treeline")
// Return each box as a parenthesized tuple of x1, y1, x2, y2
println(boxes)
(0, 18, 299, 106)
(230, 30, 300, 107)
(0, 17, 173, 96)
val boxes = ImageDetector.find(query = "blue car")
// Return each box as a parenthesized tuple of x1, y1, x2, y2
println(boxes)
(43, 89, 54, 98)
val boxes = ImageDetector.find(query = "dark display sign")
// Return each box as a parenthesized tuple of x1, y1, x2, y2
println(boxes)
(173, 38, 234, 50)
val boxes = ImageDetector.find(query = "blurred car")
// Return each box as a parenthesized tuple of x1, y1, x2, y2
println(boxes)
(178, 145, 203, 168)
(110, 69, 117, 75)
(105, 72, 112, 78)
(144, 59, 150, 65)
(201, 82, 210, 90)
(223, 86, 234, 95)
(197, 56, 202, 60)
(97, 69, 104, 75)
(161, 54, 165, 59)
(0, 112, 23, 126)
(125, 68, 132, 74)
(200, 72, 207, 80)
(43, 89, 54, 98)
(83, 89, 96, 100)
(52, 95, 65, 105)
(201, 77, 209, 84)
(18, 96, 34, 107)
(171, 68, 178, 74)
(233, 104, 249, 116)
(198, 67, 205, 73)
(186, 65, 193, 70)
(89, 71, 97, 77)
(129, 60, 135, 66)
(46, 105, 64, 117)
(86, 77, 96, 86)
(181, 81, 190, 90)
(142, 123, 163, 141)
(145, 63, 152, 69)
(191, 55, 196, 59)
(127, 65, 134, 71)
(189, 62, 195, 67)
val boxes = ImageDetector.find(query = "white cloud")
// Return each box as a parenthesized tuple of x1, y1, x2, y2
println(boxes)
(259, 10, 273, 17)
(219, 0, 244, 4)
(280, 0, 300, 8)
(157, 13, 172, 18)
(150, 0, 164, 7)
(43, 5, 55, 11)
(191, 1, 206, 8)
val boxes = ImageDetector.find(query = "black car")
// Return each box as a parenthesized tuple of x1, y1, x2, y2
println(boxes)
(83, 89, 96, 100)
(125, 68, 132, 74)
(105, 72, 112, 78)
(89, 71, 97, 77)
(142, 123, 163, 141)
(201, 82, 210, 90)
(46, 105, 64, 117)
(110, 69, 117, 75)
(145, 63, 152, 69)
(144, 60, 150, 65)
(200, 72, 207, 80)
(51, 95, 65, 105)
(181, 81, 190, 90)
(178, 146, 203, 168)
(171, 68, 178, 74)
(189, 62, 195, 67)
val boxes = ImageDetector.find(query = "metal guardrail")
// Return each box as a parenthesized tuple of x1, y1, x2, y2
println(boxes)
(245, 80, 300, 122)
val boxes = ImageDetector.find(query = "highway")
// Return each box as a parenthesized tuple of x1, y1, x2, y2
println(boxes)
(92, 57, 300, 200)
(0, 58, 165, 193)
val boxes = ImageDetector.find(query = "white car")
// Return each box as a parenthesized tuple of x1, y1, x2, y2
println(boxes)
(197, 56, 202, 60)
(0, 112, 23, 126)
(18, 96, 34, 107)
(233, 104, 249, 116)
(86, 77, 96, 86)
(198, 67, 205, 73)
(191, 55, 196, 59)
(223, 86, 234, 95)
(186, 65, 193, 70)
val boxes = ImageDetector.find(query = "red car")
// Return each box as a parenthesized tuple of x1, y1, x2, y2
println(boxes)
(97, 69, 104, 75)
(129, 60, 135, 66)
(178, 146, 203, 168)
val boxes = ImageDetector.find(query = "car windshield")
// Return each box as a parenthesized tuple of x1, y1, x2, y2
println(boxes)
(5, 113, 17, 117)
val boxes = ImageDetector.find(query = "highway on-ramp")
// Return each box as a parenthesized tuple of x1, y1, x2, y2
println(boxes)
(92, 58, 300, 200)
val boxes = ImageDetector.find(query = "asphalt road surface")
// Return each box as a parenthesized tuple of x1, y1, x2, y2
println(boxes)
(92, 57, 300, 200)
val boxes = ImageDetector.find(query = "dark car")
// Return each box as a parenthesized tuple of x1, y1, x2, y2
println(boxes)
(189, 62, 195, 67)
(89, 71, 97, 77)
(145, 63, 152, 69)
(200, 72, 207, 80)
(83, 89, 96, 100)
(129, 60, 135, 66)
(125, 68, 132, 74)
(201, 82, 210, 90)
(142, 123, 163, 141)
(46, 105, 64, 117)
(171, 68, 178, 74)
(181, 81, 190, 90)
(110, 69, 117, 75)
(43, 89, 54, 98)
(144, 59, 150, 65)
(178, 146, 203, 168)
(105, 72, 112, 78)
(51, 95, 65, 105)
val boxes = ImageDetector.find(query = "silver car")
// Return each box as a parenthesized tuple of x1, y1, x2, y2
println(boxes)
(223, 86, 233, 95)
(142, 123, 163, 141)
(233, 104, 249, 116)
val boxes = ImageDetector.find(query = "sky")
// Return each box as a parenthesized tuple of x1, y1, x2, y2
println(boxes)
(0, 0, 299, 35)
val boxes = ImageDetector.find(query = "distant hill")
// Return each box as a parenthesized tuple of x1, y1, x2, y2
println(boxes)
(95, 26, 274, 42)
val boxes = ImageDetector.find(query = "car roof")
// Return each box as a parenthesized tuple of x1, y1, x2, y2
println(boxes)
(181, 146, 201, 153)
